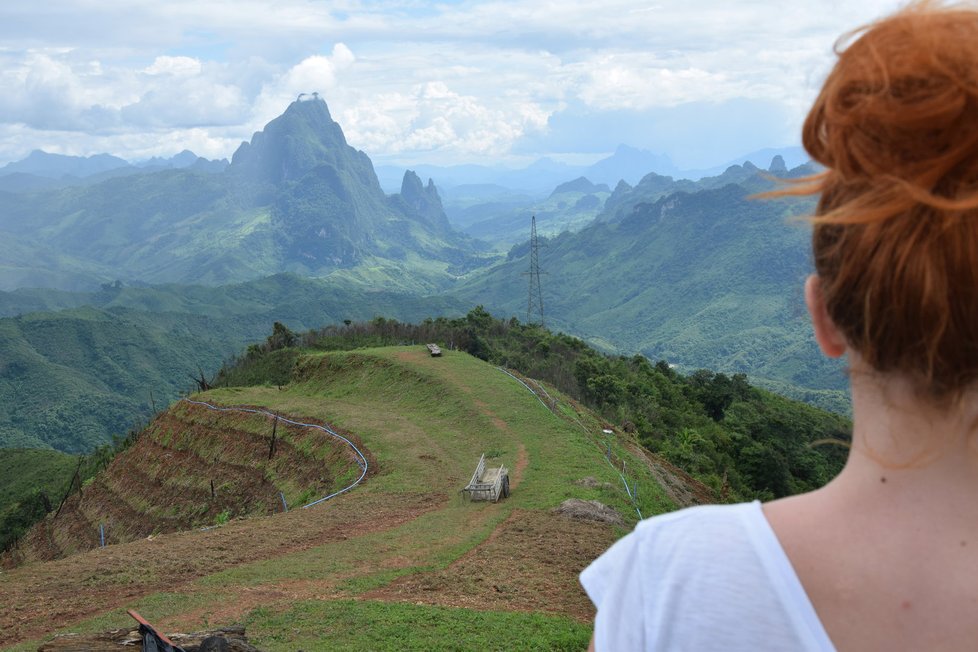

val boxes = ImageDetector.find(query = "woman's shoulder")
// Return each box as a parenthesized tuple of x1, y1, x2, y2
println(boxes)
(630, 500, 767, 556)
(582, 501, 835, 651)
(582, 501, 772, 604)
(633, 500, 762, 533)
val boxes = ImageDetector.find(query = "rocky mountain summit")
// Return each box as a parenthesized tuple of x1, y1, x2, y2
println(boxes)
(0, 98, 487, 292)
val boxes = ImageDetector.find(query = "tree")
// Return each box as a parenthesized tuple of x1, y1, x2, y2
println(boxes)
(267, 322, 296, 350)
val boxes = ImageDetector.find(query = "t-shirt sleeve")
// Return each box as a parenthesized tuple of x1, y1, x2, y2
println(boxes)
(580, 527, 648, 651)
(581, 504, 834, 652)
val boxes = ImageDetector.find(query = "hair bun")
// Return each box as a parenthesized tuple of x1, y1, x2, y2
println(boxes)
(807, 5, 978, 213)
(787, 4, 978, 401)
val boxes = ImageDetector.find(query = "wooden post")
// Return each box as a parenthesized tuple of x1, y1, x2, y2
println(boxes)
(268, 418, 278, 460)
(54, 459, 83, 519)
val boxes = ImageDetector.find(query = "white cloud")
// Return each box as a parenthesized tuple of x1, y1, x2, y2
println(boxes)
(0, 0, 909, 166)
(251, 44, 357, 127)
(144, 56, 202, 76)
(337, 80, 550, 162)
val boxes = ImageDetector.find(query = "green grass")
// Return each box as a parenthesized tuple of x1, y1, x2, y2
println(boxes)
(204, 348, 671, 515)
(199, 496, 511, 591)
(244, 600, 591, 651)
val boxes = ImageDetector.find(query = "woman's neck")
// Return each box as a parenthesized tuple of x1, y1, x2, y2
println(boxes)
(763, 368, 978, 651)
(825, 369, 978, 529)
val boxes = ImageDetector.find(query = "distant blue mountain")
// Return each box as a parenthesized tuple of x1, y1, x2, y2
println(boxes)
(583, 145, 680, 185)
(377, 144, 808, 195)
(135, 149, 227, 171)
(0, 150, 229, 194)
(0, 150, 129, 179)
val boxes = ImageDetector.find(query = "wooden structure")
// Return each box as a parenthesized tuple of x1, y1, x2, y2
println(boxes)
(39, 623, 260, 651)
(462, 454, 510, 502)
(426, 343, 442, 357)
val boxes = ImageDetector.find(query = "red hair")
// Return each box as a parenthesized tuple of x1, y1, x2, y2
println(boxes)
(781, 2, 978, 399)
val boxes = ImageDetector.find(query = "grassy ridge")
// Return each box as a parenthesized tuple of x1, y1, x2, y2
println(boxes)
(211, 347, 673, 518)
(5, 345, 669, 649)
(234, 312, 850, 501)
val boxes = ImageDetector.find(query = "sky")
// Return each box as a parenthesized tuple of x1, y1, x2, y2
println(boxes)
(0, 0, 906, 170)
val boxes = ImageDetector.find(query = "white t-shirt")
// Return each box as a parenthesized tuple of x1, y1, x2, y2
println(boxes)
(580, 501, 836, 651)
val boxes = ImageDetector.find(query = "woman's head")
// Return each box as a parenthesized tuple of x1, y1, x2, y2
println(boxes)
(798, 2, 978, 400)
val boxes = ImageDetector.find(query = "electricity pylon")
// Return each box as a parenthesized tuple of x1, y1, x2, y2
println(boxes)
(524, 215, 545, 326)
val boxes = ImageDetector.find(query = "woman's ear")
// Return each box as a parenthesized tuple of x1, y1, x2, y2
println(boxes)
(805, 275, 847, 358)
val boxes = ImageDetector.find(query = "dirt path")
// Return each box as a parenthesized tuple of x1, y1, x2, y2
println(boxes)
(364, 509, 617, 621)
(0, 491, 441, 646)
(155, 578, 346, 633)
(511, 444, 528, 490)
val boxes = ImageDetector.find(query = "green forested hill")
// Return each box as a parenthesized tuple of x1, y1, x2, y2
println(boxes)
(452, 164, 849, 412)
(0, 449, 77, 515)
(0, 275, 467, 452)
(0, 307, 234, 451)
(457, 177, 612, 251)
(0, 273, 465, 322)
(0, 448, 79, 551)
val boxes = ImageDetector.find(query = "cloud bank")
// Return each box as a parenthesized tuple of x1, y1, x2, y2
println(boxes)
(0, 0, 903, 168)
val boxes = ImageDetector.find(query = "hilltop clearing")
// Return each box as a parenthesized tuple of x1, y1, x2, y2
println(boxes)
(262, 312, 850, 501)
(1, 347, 684, 650)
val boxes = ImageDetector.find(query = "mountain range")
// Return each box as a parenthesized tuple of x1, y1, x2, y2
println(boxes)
(0, 149, 228, 194)
(0, 96, 847, 455)
(452, 158, 848, 412)
(0, 98, 489, 293)
(375, 144, 809, 195)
